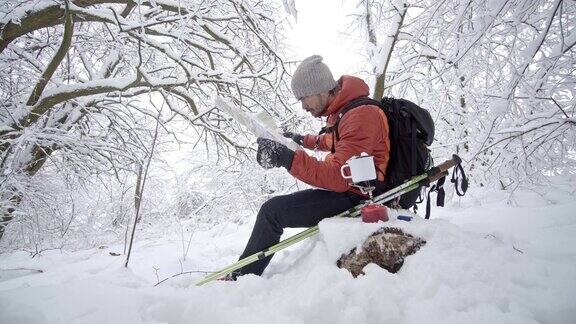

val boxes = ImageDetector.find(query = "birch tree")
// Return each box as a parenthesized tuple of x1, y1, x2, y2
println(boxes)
(0, 0, 292, 240)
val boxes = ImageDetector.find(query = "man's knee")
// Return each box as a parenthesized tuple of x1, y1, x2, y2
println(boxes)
(261, 195, 286, 213)
(257, 196, 286, 231)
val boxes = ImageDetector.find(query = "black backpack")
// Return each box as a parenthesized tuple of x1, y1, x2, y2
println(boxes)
(320, 96, 434, 210)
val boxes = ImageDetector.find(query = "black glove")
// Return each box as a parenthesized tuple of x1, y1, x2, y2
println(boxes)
(256, 137, 295, 170)
(283, 131, 304, 146)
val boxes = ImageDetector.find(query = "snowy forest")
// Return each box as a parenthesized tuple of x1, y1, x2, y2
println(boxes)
(0, 0, 575, 323)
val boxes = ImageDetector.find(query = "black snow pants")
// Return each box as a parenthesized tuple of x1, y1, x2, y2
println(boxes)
(236, 189, 363, 277)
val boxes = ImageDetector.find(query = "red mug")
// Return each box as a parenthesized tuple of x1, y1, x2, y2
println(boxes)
(361, 204, 389, 223)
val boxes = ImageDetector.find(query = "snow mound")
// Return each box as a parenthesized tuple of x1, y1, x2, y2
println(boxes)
(1, 196, 576, 323)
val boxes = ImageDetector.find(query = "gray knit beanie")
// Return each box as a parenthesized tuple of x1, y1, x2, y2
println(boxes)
(291, 55, 337, 99)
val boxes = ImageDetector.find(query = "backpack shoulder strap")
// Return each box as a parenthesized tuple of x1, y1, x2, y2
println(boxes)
(339, 97, 383, 119)
(317, 96, 383, 153)
(332, 96, 383, 141)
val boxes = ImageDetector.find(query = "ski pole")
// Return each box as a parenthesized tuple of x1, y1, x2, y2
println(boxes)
(374, 154, 461, 203)
(339, 154, 461, 219)
(196, 155, 461, 286)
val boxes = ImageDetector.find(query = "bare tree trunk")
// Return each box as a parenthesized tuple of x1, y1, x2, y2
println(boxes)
(0, 3, 74, 240)
(371, 2, 407, 100)
(0, 195, 21, 241)
(124, 117, 160, 268)
(133, 164, 143, 224)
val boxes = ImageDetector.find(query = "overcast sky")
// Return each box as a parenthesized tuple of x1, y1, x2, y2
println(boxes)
(283, 0, 366, 78)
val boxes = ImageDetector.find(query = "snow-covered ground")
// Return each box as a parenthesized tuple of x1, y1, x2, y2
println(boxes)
(1, 184, 575, 324)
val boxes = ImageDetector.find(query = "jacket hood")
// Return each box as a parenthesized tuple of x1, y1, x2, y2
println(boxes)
(324, 75, 370, 117)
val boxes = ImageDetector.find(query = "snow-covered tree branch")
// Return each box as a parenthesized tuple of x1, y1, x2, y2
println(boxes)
(0, 0, 292, 240)
(357, 0, 575, 187)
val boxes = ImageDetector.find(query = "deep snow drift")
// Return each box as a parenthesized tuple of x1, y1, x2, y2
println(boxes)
(1, 186, 575, 324)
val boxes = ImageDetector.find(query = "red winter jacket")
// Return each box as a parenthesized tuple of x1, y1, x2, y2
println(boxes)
(289, 76, 390, 193)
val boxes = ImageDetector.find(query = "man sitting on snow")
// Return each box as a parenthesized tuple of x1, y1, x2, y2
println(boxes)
(232, 55, 390, 279)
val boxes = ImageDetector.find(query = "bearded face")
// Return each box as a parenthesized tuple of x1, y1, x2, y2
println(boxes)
(300, 92, 330, 117)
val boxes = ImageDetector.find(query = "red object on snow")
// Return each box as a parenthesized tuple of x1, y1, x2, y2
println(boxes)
(361, 204, 389, 223)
